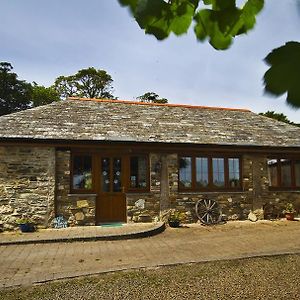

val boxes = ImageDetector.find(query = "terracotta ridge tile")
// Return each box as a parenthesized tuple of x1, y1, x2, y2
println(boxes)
(67, 97, 251, 112)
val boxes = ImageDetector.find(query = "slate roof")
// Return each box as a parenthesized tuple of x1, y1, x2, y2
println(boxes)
(0, 97, 299, 148)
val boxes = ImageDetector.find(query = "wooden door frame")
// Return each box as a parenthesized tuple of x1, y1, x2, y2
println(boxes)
(96, 155, 127, 223)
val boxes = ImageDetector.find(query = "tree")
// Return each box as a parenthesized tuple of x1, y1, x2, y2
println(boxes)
(259, 111, 300, 127)
(137, 92, 168, 103)
(118, 1, 300, 108)
(0, 62, 32, 116)
(31, 82, 60, 107)
(54, 67, 115, 99)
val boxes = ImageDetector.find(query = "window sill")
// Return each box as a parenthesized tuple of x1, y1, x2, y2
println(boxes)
(68, 193, 97, 197)
(178, 190, 244, 195)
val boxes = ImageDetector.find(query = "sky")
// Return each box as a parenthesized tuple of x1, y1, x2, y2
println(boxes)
(1, 0, 300, 122)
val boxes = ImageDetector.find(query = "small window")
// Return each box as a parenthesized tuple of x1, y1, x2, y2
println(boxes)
(281, 159, 292, 187)
(295, 161, 300, 187)
(72, 155, 92, 190)
(179, 157, 192, 188)
(228, 158, 240, 188)
(267, 159, 278, 187)
(212, 158, 225, 187)
(196, 157, 208, 188)
(267, 157, 300, 189)
(130, 156, 148, 189)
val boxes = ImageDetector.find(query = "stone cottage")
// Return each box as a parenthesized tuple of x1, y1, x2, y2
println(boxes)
(0, 97, 300, 230)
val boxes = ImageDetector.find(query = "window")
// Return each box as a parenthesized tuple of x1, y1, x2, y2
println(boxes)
(179, 157, 192, 188)
(196, 157, 208, 188)
(72, 155, 92, 190)
(129, 156, 148, 190)
(179, 155, 241, 191)
(267, 158, 300, 189)
(228, 158, 240, 188)
(212, 158, 225, 187)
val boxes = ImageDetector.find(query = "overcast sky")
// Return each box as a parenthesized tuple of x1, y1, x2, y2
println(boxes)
(1, 0, 300, 122)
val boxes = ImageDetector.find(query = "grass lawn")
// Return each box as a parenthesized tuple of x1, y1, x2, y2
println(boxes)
(1, 254, 300, 299)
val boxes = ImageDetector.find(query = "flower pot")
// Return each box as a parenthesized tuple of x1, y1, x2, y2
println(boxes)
(168, 220, 180, 228)
(285, 213, 294, 221)
(19, 223, 35, 232)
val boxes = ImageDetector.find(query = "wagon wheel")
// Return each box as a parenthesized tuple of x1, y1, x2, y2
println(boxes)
(195, 199, 222, 225)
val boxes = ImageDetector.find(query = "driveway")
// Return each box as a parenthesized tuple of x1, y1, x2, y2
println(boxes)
(0, 220, 299, 288)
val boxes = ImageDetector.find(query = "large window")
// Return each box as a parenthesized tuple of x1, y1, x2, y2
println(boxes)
(268, 158, 300, 189)
(72, 154, 93, 190)
(129, 155, 148, 191)
(179, 155, 241, 191)
(71, 153, 149, 193)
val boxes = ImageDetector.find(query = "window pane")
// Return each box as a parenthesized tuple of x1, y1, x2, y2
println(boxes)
(130, 156, 147, 188)
(228, 158, 240, 188)
(101, 157, 110, 192)
(196, 157, 208, 188)
(72, 155, 92, 189)
(267, 159, 278, 187)
(113, 158, 122, 192)
(295, 161, 300, 187)
(179, 157, 192, 188)
(212, 158, 224, 187)
(281, 159, 292, 187)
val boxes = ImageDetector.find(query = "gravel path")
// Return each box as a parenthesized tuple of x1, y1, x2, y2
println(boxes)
(1, 254, 300, 299)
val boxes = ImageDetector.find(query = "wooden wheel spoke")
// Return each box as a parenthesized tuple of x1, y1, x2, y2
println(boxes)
(195, 199, 222, 225)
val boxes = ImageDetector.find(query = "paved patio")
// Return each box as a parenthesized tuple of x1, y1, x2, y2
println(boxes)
(0, 222, 165, 245)
(0, 219, 299, 289)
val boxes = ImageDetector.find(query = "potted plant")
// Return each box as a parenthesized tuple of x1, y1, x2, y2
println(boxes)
(283, 203, 296, 221)
(168, 210, 185, 228)
(16, 218, 35, 232)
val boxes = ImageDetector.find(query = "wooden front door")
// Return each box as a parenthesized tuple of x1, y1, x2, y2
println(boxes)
(96, 156, 126, 224)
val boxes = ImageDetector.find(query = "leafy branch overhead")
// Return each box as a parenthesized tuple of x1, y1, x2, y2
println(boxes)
(118, 0, 264, 50)
(264, 42, 300, 108)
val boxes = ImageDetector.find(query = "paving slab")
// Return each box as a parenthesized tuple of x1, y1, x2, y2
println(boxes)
(0, 220, 299, 288)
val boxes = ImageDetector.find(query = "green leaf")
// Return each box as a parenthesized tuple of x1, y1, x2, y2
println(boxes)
(193, 0, 264, 50)
(119, 0, 264, 50)
(118, 0, 138, 11)
(264, 41, 300, 108)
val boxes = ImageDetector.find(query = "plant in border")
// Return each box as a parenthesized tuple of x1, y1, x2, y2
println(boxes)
(15, 217, 35, 232)
(168, 209, 186, 227)
(283, 203, 296, 221)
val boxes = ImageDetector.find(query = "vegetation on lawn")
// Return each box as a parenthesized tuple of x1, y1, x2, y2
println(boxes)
(1, 254, 300, 299)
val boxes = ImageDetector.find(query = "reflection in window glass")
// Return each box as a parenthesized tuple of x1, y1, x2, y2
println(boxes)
(179, 157, 192, 188)
(73, 155, 92, 189)
(113, 158, 122, 192)
(295, 161, 300, 187)
(130, 156, 147, 188)
(196, 157, 208, 187)
(101, 158, 110, 192)
(212, 158, 225, 187)
(281, 159, 292, 187)
(267, 159, 278, 187)
(228, 158, 240, 187)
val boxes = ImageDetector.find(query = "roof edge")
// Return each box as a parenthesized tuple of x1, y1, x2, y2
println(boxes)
(67, 97, 251, 112)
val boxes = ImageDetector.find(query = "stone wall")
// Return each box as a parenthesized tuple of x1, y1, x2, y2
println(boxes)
(167, 153, 300, 222)
(0, 146, 55, 230)
(1, 147, 296, 231)
(55, 150, 96, 226)
(53, 150, 300, 225)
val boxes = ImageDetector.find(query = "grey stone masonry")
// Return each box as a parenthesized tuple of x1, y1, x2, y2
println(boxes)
(0, 146, 55, 230)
